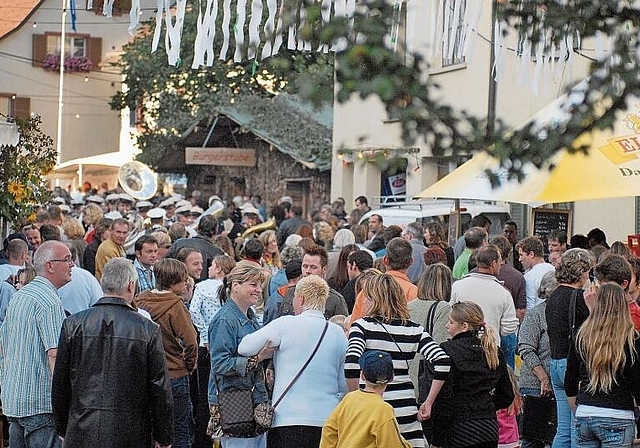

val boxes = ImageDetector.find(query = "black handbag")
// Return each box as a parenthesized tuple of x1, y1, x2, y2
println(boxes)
(217, 389, 256, 437)
(520, 394, 557, 443)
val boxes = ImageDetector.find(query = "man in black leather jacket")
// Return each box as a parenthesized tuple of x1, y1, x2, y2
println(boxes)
(52, 257, 174, 448)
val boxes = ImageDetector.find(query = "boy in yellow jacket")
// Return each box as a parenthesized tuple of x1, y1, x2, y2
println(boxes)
(320, 350, 412, 448)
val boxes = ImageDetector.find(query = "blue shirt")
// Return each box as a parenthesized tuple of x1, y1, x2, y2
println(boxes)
(134, 259, 155, 295)
(58, 266, 102, 315)
(0, 276, 66, 417)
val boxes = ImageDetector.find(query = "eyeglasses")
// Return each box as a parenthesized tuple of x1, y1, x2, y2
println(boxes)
(48, 258, 75, 265)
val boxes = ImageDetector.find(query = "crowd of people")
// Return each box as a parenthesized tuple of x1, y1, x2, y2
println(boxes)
(0, 186, 639, 448)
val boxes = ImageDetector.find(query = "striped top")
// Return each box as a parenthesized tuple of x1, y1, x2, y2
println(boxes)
(346, 317, 451, 447)
(0, 276, 66, 417)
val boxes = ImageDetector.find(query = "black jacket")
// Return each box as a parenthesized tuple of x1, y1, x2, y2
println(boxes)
(52, 297, 174, 448)
(437, 331, 514, 422)
(565, 334, 640, 411)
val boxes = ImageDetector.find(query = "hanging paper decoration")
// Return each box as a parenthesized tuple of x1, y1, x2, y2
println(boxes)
(492, 1, 597, 96)
(144, 0, 369, 66)
(424, 0, 483, 68)
(151, 0, 187, 66)
(0, 122, 20, 148)
(102, 0, 115, 17)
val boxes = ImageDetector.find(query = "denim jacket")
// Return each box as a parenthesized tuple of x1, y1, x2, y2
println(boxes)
(207, 298, 268, 405)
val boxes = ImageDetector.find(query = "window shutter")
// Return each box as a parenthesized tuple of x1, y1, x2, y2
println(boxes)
(33, 34, 47, 67)
(14, 97, 31, 119)
(88, 37, 102, 69)
(92, 0, 104, 14)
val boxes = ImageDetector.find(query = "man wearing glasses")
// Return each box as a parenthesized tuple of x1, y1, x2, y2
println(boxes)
(0, 240, 72, 448)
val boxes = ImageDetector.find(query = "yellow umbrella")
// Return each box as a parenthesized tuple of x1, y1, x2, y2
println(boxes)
(417, 85, 640, 207)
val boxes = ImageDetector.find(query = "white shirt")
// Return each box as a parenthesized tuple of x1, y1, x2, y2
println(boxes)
(451, 272, 520, 345)
(524, 262, 555, 309)
(238, 310, 348, 427)
(190, 278, 223, 346)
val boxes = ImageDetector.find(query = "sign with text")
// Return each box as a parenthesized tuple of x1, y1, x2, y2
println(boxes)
(185, 147, 256, 167)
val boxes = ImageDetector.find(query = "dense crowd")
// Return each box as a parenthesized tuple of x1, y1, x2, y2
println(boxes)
(0, 187, 638, 448)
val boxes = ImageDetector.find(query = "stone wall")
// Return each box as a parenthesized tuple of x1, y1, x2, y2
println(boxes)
(186, 137, 330, 218)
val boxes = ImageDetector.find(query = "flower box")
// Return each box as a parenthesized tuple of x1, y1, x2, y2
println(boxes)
(43, 54, 93, 72)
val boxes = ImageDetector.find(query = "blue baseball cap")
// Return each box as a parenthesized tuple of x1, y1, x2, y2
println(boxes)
(359, 350, 394, 384)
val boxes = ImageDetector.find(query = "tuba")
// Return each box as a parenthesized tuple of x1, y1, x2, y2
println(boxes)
(194, 198, 226, 227)
(241, 217, 277, 239)
(118, 161, 158, 252)
(118, 161, 158, 200)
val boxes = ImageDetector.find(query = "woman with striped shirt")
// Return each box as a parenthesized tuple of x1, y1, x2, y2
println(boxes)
(345, 273, 451, 447)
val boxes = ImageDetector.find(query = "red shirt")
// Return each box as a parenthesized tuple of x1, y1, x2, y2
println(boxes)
(629, 301, 640, 330)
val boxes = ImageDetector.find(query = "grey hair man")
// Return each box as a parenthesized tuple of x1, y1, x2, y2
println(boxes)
(0, 240, 72, 448)
(52, 257, 174, 448)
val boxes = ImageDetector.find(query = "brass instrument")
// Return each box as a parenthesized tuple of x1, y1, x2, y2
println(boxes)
(118, 161, 158, 200)
(117, 161, 158, 252)
(241, 217, 276, 239)
(194, 198, 226, 227)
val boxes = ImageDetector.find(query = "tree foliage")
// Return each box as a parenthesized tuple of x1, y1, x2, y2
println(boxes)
(0, 116, 56, 229)
(109, 7, 334, 168)
(114, 0, 640, 185)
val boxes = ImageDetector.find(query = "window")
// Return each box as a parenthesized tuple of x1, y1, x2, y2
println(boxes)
(442, 0, 467, 67)
(0, 93, 30, 119)
(90, 0, 132, 15)
(46, 35, 87, 58)
(33, 33, 102, 69)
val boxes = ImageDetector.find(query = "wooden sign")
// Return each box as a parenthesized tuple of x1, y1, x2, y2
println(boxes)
(185, 147, 256, 167)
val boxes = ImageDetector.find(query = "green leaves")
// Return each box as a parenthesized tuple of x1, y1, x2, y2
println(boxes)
(0, 116, 56, 228)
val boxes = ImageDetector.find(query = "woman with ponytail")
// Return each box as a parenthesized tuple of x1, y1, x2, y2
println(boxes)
(565, 282, 640, 448)
(427, 301, 514, 448)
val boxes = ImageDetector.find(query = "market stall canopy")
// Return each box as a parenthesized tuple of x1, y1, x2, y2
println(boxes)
(54, 151, 133, 175)
(417, 81, 640, 207)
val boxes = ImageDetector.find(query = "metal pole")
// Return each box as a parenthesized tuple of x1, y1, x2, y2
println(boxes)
(487, 0, 498, 140)
(56, 0, 67, 166)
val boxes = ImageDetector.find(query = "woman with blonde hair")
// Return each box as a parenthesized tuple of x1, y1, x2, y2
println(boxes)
(565, 282, 640, 448)
(346, 273, 451, 447)
(151, 231, 172, 259)
(207, 264, 275, 448)
(82, 203, 104, 243)
(258, 230, 281, 274)
(238, 275, 348, 448)
(409, 264, 452, 398)
(425, 301, 514, 448)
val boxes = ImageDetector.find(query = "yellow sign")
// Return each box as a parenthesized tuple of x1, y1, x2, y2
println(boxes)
(185, 147, 256, 167)
(599, 134, 640, 164)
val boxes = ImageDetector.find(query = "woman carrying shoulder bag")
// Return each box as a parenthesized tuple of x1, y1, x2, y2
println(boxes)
(207, 264, 276, 448)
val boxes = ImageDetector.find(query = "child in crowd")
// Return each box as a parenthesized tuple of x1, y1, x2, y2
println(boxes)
(320, 350, 411, 448)
(328, 314, 349, 337)
(497, 367, 522, 448)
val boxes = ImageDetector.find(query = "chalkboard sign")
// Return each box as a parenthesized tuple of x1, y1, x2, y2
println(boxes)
(531, 209, 572, 247)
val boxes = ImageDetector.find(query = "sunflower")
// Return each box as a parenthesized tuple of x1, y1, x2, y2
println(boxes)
(7, 181, 24, 200)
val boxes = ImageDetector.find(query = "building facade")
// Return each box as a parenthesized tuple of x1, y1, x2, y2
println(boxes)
(330, 0, 637, 241)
